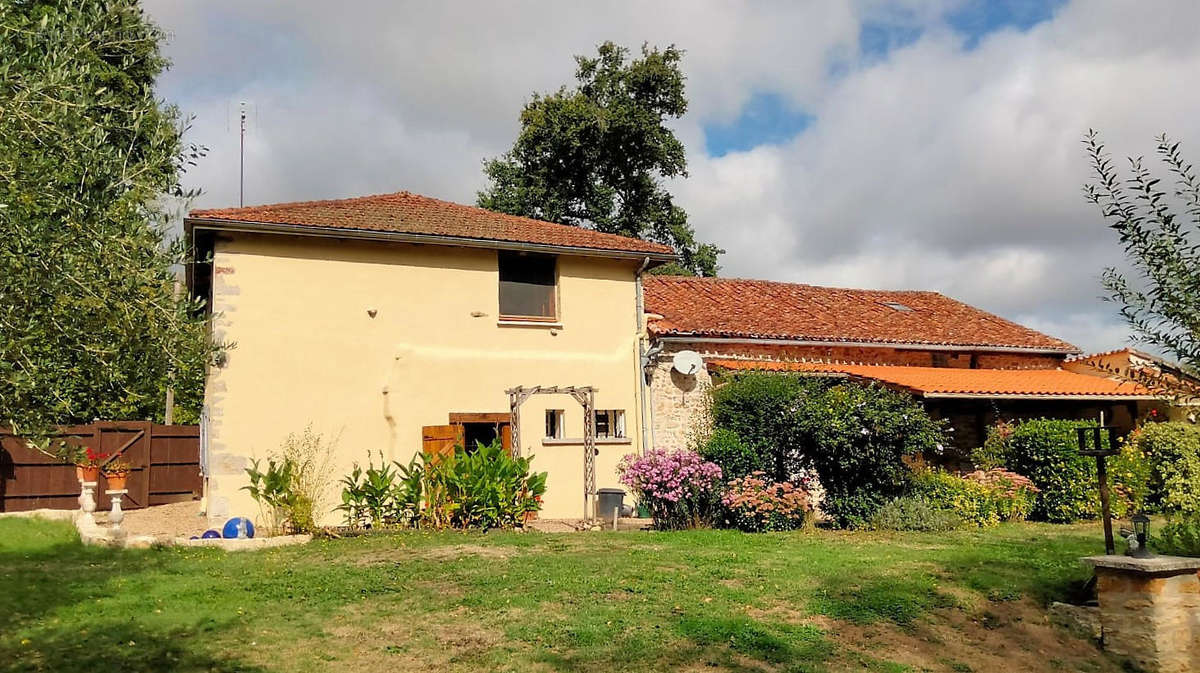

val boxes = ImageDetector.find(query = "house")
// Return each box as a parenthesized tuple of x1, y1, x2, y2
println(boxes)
(1065, 348, 1200, 422)
(186, 191, 674, 523)
(642, 276, 1160, 459)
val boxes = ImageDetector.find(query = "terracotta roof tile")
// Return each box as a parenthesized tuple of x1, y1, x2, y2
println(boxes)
(189, 191, 675, 257)
(644, 276, 1079, 353)
(707, 359, 1152, 398)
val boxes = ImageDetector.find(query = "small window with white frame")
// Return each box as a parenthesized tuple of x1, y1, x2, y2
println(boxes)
(545, 409, 565, 439)
(594, 409, 625, 439)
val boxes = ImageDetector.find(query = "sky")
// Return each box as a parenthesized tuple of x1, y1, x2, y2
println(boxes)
(144, 0, 1200, 355)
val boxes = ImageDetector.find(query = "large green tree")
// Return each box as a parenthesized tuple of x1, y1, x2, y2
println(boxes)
(478, 42, 722, 276)
(1084, 131, 1200, 375)
(0, 0, 217, 437)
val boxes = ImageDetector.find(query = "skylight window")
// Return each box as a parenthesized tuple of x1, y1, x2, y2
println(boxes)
(881, 301, 914, 313)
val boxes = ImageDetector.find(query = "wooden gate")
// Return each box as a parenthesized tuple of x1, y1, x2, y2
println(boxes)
(0, 422, 202, 512)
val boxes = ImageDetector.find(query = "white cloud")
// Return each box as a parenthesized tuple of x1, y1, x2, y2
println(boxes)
(144, 0, 1200, 356)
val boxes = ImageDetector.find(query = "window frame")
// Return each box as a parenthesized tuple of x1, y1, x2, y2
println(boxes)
(545, 409, 565, 439)
(498, 251, 559, 322)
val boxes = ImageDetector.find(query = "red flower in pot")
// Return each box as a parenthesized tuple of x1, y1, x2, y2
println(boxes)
(74, 447, 110, 483)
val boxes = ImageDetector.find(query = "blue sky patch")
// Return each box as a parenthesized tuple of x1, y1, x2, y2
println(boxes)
(946, 0, 1066, 49)
(703, 92, 814, 157)
(859, 20, 923, 60)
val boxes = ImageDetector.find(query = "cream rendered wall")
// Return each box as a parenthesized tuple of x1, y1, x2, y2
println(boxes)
(203, 233, 647, 525)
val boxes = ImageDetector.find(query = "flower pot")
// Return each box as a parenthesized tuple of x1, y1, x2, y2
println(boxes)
(76, 466, 100, 483)
(105, 473, 128, 491)
(523, 510, 538, 524)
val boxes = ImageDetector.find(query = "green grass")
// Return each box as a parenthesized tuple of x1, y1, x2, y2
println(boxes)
(0, 518, 1112, 672)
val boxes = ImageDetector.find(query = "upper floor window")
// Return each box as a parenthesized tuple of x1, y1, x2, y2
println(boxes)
(595, 409, 626, 439)
(499, 252, 557, 320)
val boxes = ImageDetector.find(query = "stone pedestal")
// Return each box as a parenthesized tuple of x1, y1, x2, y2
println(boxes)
(1083, 555, 1200, 673)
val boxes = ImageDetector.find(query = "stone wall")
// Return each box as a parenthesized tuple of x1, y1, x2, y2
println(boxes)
(1086, 555, 1200, 673)
(648, 347, 713, 450)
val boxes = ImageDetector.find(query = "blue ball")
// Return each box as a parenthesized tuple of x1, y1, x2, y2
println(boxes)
(222, 517, 255, 539)
(201, 529, 221, 539)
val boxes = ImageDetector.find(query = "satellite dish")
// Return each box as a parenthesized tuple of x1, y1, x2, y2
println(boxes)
(672, 350, 704, 376)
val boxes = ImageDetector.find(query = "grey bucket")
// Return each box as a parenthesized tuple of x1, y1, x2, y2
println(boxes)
(596, 488, 626, 521)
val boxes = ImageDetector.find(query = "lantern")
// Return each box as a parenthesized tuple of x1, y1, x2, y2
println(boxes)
(1130, 513, 1152, 559)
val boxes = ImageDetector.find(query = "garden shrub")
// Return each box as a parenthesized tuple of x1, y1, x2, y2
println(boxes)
(797, 382, 947, 528)
(910, 467, 1038, 527)
(710, 373, 828, 481)
(975, 420, 1104, 523)
(870, 496, 961, 532)
(1126, 422, 1200, 516)
(698, 427, 763, 480)
(911, 469, 999, 527)
(618, 449, 723, 530)
(720, 471, 811, 532)
(1155, 515, 1200, 557)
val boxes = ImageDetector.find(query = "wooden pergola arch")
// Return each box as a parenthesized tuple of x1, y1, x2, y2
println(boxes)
(507, 385, 597, 519)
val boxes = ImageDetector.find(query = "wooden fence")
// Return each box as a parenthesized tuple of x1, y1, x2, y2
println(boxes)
(0, 421, 202, 512)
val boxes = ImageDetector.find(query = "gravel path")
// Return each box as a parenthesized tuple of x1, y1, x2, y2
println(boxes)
(95, 500, 210, 539)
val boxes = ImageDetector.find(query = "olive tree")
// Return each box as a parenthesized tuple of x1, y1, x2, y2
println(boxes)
(0, 0, 219, 439)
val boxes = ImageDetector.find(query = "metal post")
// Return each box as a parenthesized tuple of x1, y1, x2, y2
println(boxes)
(1097, 454, 1114, 555)
(1080, 425, 1119, 555)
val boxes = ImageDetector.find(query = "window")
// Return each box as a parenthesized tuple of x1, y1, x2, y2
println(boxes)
(545, 409, 565, 439)
(594, 410, 625, 439)
(880, 301, 913, 313)
(499, 252, 557, 320)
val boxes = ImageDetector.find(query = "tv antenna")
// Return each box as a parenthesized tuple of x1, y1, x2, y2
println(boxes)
(239, 101, 247, 206)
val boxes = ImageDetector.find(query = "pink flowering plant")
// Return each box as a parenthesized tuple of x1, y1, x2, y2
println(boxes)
(618, 449, 723, 530)
(721, 471, 812, 532)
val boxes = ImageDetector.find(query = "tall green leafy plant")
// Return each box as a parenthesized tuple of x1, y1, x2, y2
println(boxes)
(338, 452, 423, 528)
(337, 441, 548, 531)
(422, 441, 548, 530)
(0, 0, 221, 439)
(243, 458, 296, 536)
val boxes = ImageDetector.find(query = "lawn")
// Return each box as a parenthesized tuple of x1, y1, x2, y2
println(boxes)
(0, 518, 1117, 673)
